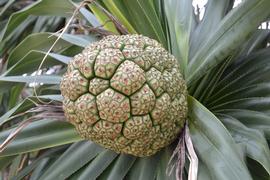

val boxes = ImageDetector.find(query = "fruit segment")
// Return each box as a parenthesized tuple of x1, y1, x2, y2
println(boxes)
(60, 34, 188, 157)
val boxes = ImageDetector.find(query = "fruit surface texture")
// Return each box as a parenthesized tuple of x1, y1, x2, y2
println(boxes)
(60, 34, 188, 156)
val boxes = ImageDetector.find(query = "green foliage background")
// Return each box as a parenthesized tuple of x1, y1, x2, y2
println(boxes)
(0, 0, 270, 179)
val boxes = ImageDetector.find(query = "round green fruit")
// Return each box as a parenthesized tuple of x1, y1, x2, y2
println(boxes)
(60, 34, 188, 157)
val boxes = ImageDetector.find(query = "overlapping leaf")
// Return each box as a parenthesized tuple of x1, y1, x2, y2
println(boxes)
(0, 120, 81, 157)
(187, 0, 270, 85)
(188, 96, 252, 180)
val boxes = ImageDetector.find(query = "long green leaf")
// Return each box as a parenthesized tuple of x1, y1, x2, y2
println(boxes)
(59, 33, 97, 47)
(0, 16, 37, 54)
(209, 48, 270, 102)
(0, 75, 61, 91)
(0, 95, 62, 126)
(39, 141, 103, 180)
(196, 160, 212, 180)
(0, 0, 16, 17)
(6, 32, 71, 68)
(156, 147, 176, 180)
(32, 16, 61, 33)
(192, 56, 232, 102)
(9, 155, 22, 178)
(190, 0, 231, 58)
(216, 109, 270, 139)
(236, 29, 270, 57)
(207, 83, 270, 108)
(0, 155, 16, 169)
(0, 120, 81, 157)
(79, 7, 101, 27)
(188, 96, 252, 180)
(102, 0, 137, 34)
(218, 114, 270, 175)
(11, 146, 67, 180)
(164, 0, 194, 76)
(187, 0, 270, 85)
(77, 150, 118, 180)
(30, 158, 51, 180)
(8, 85, 24, 109)
(211, 97, 270, 114)
(127, 153, 160, 180)
(3, 51, 68, 76)
(1, 0, 75, 40)
(6, 32, 97, 69)
(106, 154, 136, 180)
(89, 3, 119, 34)
(122, 0, 167, 46)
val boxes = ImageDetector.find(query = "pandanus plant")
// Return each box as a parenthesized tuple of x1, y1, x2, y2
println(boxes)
(0, 0, 270, 179)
